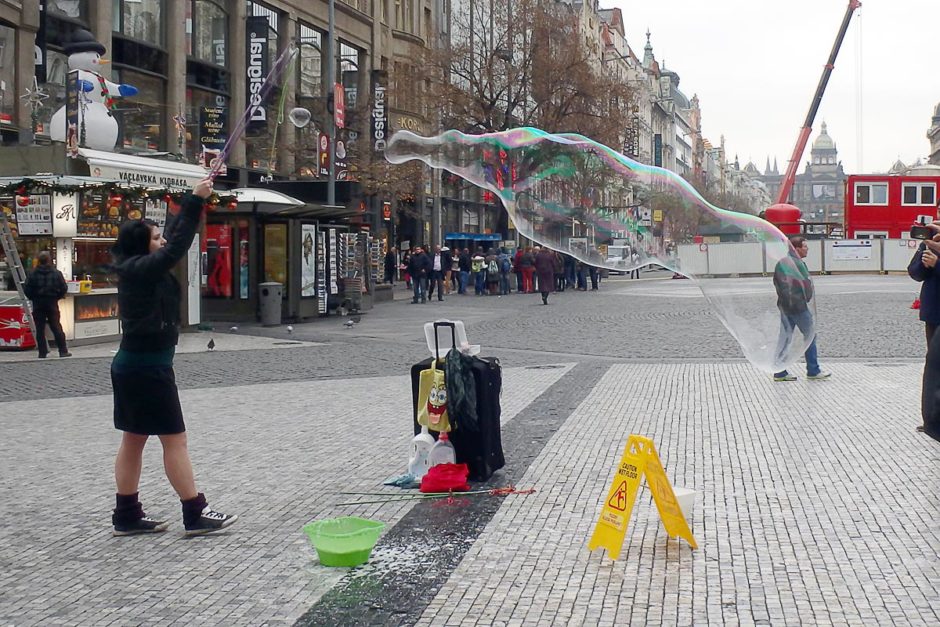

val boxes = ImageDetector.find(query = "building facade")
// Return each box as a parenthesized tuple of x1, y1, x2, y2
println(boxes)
(929, 101, 940, 166)
(758, 122, 846, 224)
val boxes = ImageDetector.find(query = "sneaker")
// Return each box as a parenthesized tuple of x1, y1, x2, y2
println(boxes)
(184, 507, 238, 536)
(113, 517, 170, 537)
(807, 371, 831, 380)
(773, 374, 797, 382)
(59, 351, 72, 357)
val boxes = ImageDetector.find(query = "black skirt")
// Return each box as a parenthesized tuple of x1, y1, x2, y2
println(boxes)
(111, 364, 186, 435)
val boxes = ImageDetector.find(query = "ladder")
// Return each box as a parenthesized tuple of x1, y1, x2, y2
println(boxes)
(0, 210, 37, 341)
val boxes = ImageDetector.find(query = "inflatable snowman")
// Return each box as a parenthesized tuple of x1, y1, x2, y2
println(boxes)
(50, 29, 138, 152)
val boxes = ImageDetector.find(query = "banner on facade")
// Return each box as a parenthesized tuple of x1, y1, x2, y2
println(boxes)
(318, 132, 330, 177)
(372, 70, 388, 154)
(654, 134, 663, 167)
(200, 106, 227, 173)
(246, 15, 269, 130)
(65, 70, 80, 157)
(301, 224, 317, 297)
(334, 83, 346, 129)
(35, 0, 47, 84)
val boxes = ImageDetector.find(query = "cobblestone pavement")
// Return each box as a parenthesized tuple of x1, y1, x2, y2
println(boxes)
(0, 274, 937, 626)
(0, 365, 573, 626)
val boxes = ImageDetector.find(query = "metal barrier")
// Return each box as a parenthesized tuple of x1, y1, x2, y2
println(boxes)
(675, 239, 919, 276)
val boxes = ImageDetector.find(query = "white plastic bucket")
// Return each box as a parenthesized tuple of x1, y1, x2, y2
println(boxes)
(672, 487, 696, 520)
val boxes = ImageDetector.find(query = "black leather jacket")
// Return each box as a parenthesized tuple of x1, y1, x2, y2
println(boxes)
(114, 194, 203, 351)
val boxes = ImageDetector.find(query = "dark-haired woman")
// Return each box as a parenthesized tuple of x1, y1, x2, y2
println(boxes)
(110, 179, 237, 536)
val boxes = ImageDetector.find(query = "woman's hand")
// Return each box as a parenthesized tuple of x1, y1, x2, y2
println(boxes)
(193, 179, 214, 199)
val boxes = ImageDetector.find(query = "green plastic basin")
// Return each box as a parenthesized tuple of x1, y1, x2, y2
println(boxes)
(303, 516, 385, 567)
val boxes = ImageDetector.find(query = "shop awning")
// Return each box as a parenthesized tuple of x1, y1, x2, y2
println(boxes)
(78, 148, 208, 190)
(227, 187, 360, 219)
(444, 232, 502, 241)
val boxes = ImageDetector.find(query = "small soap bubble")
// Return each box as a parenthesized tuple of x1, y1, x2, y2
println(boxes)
(288, 107, 312, 128)
(386, 128, 816, 373)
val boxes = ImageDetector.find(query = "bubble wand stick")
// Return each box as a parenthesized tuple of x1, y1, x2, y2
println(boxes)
(207, 43, 299, 182)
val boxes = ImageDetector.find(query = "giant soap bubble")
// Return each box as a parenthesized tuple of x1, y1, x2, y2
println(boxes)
(386, 128, 816, 373)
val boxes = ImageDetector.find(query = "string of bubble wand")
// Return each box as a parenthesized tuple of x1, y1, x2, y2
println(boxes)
(207, 43, 300, 182)
(265, 52, 300, 181)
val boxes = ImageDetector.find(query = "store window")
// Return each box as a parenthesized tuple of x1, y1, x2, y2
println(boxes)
(187, 0, 227, 63)
(298, 24, 322, 99)
(187, 88, 228, 164)
(116, 69, 164, 151)
(48, 0, 89, 19)
(0, 24, 15, 124)
(113, 0, 165, 46)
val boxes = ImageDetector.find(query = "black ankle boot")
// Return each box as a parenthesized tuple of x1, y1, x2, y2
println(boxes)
(112, 492, 168, 536)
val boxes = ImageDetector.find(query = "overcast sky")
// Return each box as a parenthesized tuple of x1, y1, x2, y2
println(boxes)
(612, 0, 937, 174)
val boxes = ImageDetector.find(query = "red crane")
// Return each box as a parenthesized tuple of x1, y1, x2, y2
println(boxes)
(766, 0, 861, 230)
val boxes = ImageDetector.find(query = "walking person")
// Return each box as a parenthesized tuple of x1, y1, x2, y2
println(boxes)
(400, 250, 412, 289)
(520, 248, 535, 293)
(553, 251, 565, 292)
(428, 245, 449, 302)
(772, 236, 830, 382)
(110, 179, 237, 536)
(383, 246, 398, 285)
(408, 246, 431, 303)
(24, 251, 71, 359)
(497, 248, 513, 295)
(457, 248, 471, 294)
(471, 250, 486, 295)
(535, 246, 556, 305)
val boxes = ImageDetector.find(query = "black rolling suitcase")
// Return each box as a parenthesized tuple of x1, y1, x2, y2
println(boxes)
(411, 322, 505, 481)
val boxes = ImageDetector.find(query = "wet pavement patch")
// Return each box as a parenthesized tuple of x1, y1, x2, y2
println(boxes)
(294, 362, 609, 627)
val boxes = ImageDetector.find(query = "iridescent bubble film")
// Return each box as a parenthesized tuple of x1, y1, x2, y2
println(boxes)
(386, 128, 816, 373)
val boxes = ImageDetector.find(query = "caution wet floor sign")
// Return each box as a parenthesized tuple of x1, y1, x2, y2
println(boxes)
(588, 434, 697, 560)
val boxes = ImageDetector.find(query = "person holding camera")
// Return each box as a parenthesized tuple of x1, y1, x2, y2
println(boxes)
(910, 223, 940, 441)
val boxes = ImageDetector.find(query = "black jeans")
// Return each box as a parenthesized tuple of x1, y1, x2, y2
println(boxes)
(33, 302, 68, 356)
(429, 270, 445, 300)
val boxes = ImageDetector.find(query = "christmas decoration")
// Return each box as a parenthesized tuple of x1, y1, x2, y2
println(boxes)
(49, 29, 139, 152)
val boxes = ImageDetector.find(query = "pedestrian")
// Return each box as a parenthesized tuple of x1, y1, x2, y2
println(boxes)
(908, 235, 940, 347)
(458, 248, 471, 294)
(485, 250, 501, 295)
(408, 246, 431, 303)
(441, 246, 454, 295)
(383, 246, 397, 285)
(630, 250, 641, 279)
(553, 251, 565, 291)
(498, 248, 513, 295)
(520, 247, 535, 293)
(428, 244, 449, 302)
(911, 227, 940, 438)
(471, 249, 486, 295)
(109, 179, 237, 536)
(535, 246, 556, 305)
(772, 236, 830, 382)
(23, 250, 71, 359)
(400, 249, 412, 289)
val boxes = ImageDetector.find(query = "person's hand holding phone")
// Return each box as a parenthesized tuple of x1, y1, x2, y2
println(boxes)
(923, 248, 938, 268)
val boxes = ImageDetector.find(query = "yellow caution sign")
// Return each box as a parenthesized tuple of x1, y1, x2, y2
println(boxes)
(588, 435, 697, 560)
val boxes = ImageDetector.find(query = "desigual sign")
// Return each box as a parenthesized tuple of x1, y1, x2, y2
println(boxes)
(372, 70, 388, 154)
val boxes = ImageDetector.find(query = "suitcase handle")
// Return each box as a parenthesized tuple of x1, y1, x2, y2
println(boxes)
(433, 321, 457, 358)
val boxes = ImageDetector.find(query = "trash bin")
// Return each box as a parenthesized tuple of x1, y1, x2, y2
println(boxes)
(259, 282, 282, 326)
